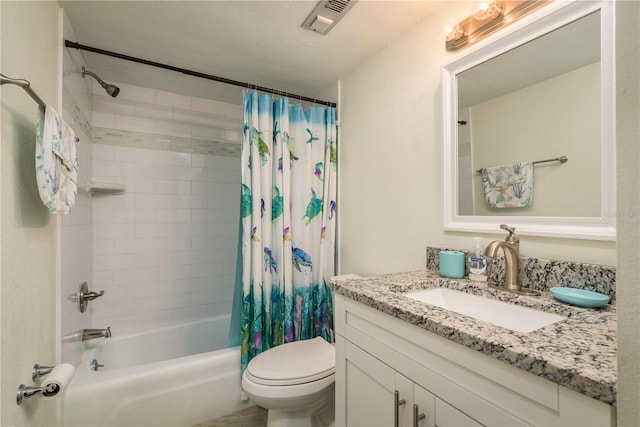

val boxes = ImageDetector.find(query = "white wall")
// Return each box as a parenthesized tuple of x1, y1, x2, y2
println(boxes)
(615, 1, 640, 425)
(338, 1, 616, 277)
(89, 83, 242, 335)
(0, 2, 61, 424)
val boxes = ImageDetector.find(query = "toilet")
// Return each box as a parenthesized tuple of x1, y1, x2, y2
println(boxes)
(241, 336, 335, 427)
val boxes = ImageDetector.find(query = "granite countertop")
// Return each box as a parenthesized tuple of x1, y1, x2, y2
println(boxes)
(330, 270, 617, 405)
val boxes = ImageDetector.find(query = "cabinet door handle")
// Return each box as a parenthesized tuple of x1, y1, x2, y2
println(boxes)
(413, 404, 426, 427)
(394, 390, 406, 427)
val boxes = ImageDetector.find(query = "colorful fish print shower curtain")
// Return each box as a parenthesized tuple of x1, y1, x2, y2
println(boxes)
(240, 91, 337, 371)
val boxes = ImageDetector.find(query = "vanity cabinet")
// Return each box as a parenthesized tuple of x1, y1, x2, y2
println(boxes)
(342, 337, 477, 427)
(334, 294, 615, 427)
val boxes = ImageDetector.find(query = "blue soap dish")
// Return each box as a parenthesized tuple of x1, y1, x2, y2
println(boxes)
(550, 287, 610, 308)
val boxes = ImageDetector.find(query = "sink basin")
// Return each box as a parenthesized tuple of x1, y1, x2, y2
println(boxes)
(404, 288, 565, 333)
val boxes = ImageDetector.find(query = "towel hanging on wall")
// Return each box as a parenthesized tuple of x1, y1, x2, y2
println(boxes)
(35, 105, 78, 215)
(481, 162, 533, 208)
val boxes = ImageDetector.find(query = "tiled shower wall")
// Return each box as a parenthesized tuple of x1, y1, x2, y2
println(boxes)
(91, 146, 240, 334)
(89, 81, 243, 335)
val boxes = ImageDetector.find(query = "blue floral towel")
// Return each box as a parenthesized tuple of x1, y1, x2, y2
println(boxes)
(481, 162, 533, 208)
(35, 105, 78, 215)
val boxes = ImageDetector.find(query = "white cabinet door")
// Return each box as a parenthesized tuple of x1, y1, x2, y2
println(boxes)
(436, 399, 483, 427)
(414, 384, 436, 427)
(345, 342, 396, 427)
(343, 341, 438, 427)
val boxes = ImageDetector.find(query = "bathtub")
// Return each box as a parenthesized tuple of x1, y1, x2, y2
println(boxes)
(64, 316, 251, 426)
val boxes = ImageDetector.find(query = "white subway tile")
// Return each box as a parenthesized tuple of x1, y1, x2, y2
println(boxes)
(93, 95, 135, 116)
(134, 281, 178, 298)
(192, 125, 225, 141)
(224, 130, 242, 142)
(191, 154, 206, 168)
(92, 160, 131, 178)
(115, 114, 156, 134)
(153, 179, 191, 196)
(156, 90, 191, 109)
(154, 236, 191, 252)
(129, 178, 156, 194)
(135, 102, 173, 121)
(191, 262, 224, 278)
(209, 168, 240, 183)
(133, 307, 192, 332)
(114, 146, 154, 164)
(93, 254, 134, 271)
(94, 223, 136, 240)
(94, 239, 115, 256)
(92, 143, 117, 161)
(155, 120, 192, 138)
(114, 82, 156, 104)
(114, 267, 156, 285)
(155, 208, 191, 224)
(92, 111, 116, 129)
(208, 221, 239, 237)
(96, 315, 135, 336)
(188, 167, 208, 182)
(191, 181, 215, 195)
(98, 285, 132, 303)
(93, 270, 114, 288)
(173, 108, 209, 126)
(113, 299, 140, 317)
(192, 97, 242, 118)
(152, 150, 192, 167)
(207, 117, 241, 130)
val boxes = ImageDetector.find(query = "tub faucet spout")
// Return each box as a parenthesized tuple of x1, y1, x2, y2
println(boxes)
(81, 327, 112, 341)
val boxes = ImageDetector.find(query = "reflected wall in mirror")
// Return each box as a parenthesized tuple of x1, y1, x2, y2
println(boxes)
(442, 0, 615, 240)
(458, 10, 600, 217)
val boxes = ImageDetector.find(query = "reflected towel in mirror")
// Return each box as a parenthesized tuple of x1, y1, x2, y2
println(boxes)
(481, 162, 533, 208)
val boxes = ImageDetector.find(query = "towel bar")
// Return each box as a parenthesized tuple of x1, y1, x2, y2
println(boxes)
(476, 156, 568, 174)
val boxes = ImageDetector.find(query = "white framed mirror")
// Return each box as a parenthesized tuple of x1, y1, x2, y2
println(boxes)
(442, 0, 615, 240)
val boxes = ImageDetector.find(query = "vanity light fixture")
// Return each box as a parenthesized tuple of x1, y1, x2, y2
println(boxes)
(446, 0, 550, 50)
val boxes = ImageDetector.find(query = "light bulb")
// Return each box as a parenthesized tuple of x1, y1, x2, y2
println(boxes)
(472, 1, 503, 20)
(445, 24, 465, 42)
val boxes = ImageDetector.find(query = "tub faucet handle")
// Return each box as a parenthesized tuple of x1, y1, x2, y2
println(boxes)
(76, 282, 105, 313)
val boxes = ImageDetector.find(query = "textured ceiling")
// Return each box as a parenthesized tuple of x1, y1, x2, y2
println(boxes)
(61, 1, 442, 104)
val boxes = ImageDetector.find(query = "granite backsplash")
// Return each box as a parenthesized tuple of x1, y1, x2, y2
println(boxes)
(425, 246, 616, 302)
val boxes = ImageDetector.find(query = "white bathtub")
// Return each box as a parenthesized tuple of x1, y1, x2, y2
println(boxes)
(64, 316, 251, 426)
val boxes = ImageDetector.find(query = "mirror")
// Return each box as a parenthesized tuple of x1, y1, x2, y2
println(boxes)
(442, 1, 615, 240)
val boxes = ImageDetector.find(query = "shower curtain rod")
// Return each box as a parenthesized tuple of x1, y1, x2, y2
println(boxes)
(64, 40, 337, 108)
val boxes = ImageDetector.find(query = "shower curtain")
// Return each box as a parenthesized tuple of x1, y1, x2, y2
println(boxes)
(239, 91, 337, 371)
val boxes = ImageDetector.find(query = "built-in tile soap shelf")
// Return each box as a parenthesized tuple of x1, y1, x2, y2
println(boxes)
(86, 180, 125, 196)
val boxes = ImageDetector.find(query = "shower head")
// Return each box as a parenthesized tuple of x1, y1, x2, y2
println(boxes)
(81, 66, 120, 97)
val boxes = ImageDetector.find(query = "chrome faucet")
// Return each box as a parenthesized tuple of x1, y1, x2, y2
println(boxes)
(81, 327, 112, 341)
(484, 224, 540, 296)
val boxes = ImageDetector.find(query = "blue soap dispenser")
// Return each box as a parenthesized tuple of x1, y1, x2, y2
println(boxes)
(468, 238, 488, 282)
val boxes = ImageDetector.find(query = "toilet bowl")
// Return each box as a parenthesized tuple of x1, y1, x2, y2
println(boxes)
(241, 336, 335, 427)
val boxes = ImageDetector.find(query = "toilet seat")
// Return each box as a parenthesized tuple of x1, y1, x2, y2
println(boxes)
(245, 337, 335, 386)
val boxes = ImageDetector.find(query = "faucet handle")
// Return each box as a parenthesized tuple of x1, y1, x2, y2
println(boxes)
(500, 224, 515, 234)
(500, 224, 519, 242)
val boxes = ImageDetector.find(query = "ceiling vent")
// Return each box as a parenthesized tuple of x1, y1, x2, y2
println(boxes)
(301, 0, 358, 35)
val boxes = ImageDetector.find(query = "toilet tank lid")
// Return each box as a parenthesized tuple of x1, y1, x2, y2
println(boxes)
(245, 337, 335, 385)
